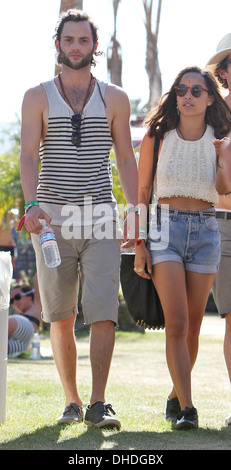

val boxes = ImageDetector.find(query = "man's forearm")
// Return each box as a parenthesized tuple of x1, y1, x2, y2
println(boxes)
(117, 157, 138, 207)
(20, 155, 39, 204)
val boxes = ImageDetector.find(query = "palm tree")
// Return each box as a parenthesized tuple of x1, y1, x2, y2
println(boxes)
(59, 0, 83, 11)
(107, 0, 122, 87)
(143, 0, 162, 109)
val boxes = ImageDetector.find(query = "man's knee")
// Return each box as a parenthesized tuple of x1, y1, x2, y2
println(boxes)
(51, 315, 76, 334)
(225, 312, 231, 333)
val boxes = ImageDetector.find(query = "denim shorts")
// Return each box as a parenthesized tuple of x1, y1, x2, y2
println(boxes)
(147, 205, 221, 273)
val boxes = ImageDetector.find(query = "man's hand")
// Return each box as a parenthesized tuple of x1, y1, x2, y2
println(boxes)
(122, 212, 139, 248)
(24, 206, 52, 234)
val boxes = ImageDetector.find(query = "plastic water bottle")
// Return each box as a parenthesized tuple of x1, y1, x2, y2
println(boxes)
(39, 220, 61, 268)
(30, 333, 41, 360)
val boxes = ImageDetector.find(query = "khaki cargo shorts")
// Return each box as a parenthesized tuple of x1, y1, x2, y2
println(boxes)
(31, 224, 121, 324)
(212, 218, 231, 317)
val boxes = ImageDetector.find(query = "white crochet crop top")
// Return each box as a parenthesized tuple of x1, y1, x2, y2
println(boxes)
(156, 126, 219, 206)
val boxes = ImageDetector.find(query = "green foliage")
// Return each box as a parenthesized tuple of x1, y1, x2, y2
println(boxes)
(110, 149, 126, 206)
(0, 153, 22, 219)
(0, 118, 24, 221)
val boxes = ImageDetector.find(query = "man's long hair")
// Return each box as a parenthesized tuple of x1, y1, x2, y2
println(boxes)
(54, 9, 103, 67)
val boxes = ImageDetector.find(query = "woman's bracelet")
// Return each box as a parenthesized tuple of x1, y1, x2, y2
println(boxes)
(135, 239, 146, 246)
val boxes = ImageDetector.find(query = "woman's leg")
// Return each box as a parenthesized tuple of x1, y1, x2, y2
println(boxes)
(186, 271, 215, 368)
(154, 263, 215, 409)
(152, 261, 193, 410)
(168, 270, 215, 400)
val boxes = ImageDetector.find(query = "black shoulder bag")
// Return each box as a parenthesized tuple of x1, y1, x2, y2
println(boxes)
(120, 138, 165, 330)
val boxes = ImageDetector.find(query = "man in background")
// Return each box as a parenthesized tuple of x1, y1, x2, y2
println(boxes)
(207, 33, 231, 426)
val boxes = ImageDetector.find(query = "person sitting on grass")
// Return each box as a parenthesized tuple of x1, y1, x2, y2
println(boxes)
(8, 274, 41, 358)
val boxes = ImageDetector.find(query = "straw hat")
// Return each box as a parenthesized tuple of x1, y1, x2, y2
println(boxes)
(206, 33, 231, 72)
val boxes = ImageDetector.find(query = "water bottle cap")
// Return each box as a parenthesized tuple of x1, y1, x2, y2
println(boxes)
(39, 219, 47, 227)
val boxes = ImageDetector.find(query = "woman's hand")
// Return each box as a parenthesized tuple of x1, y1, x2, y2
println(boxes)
(214, 137, 231, 169)
(214, 137, 231, 194)
(134, 241, 152, 279)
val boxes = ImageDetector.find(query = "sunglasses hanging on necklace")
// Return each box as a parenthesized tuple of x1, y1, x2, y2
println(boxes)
(58, 73, 94, 147)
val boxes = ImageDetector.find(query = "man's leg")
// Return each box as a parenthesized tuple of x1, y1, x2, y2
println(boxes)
(224, 313, 231, 384)
(224, 313, 231, 425)
(89, 320, 115, 405)
(50, 315, 82, 408)
(84, 319, 121, 429)
(80, 234, 121, 429)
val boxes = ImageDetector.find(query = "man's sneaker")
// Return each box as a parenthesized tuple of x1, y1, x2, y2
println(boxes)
(175, 406, 198, 430)
(84, 401, 121, 430)
(166, 397, 181, 423)
(225, 415, 231, 426)
(56, 403, 83, 424)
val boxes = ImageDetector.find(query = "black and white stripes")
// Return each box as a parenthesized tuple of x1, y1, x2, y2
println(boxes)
(38, 113, 114, 206)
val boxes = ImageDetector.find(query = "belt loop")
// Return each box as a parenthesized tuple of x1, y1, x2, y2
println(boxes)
(173, 209, 178, 221)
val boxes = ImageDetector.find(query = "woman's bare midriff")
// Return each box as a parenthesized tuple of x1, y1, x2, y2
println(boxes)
(158, 196, 212, 211)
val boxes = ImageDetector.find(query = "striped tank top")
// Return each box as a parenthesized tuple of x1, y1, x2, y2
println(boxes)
(37, 79, 115, 214)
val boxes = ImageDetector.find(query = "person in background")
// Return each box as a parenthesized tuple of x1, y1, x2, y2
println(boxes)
(9, 274, 41, 357)
(134, 66, 231, 430)
(206, 33, 231, 426)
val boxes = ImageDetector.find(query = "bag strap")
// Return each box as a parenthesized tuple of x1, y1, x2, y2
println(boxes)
(150, 137, 160, 204)
(146, 137, 160, 232)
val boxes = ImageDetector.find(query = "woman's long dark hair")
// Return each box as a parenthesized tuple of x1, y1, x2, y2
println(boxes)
(144, 66, 231, 139)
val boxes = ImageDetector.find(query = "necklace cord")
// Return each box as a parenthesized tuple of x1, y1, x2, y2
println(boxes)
(58, 73, 95, 115)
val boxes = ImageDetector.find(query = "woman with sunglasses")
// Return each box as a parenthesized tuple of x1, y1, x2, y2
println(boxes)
(134, 66, 231, 430)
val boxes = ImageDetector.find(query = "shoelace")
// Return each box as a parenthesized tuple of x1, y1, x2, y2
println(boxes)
(104, 404, 116, 416)
(181, 406, 196, 418)
(64, 403, 82, 416)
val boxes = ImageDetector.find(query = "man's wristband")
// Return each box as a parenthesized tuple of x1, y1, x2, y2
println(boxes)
(24, 200, 39, 210)
(18, 201, 40, 232)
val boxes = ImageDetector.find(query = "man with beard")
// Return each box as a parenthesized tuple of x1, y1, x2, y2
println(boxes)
(206, 34, 231, 426)
(19, 9, 138, 429)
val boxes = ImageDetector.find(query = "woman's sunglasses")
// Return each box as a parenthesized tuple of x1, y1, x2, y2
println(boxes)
(175, 84, 209, 98)
(10, 289, 35, 304)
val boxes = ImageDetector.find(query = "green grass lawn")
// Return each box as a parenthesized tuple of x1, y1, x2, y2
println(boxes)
(0, 318, 231, 452)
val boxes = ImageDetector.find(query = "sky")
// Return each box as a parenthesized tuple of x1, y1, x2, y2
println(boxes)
(1, 0, 231, 149)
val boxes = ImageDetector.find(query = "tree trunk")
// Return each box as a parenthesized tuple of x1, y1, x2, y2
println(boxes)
(146, 28, 162, 109)
(59, 0, 83, 11)
(107, 0, 122, 87)
(55, 0, 83, 75)
(143, 0, 162, 110)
